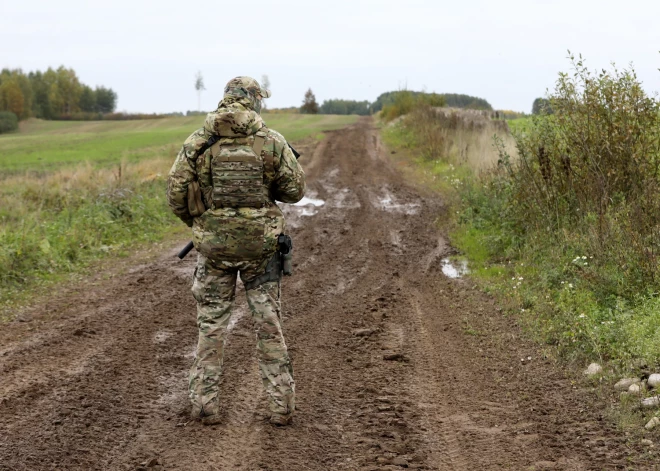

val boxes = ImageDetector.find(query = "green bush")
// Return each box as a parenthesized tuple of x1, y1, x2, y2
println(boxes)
(457, 56, 660, 366)
(386, 55, 660, 368)
(381, 92, 447, 122)
(0, 111, 18, 134)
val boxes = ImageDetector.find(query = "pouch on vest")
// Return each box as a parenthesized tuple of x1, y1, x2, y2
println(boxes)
(193, 215, 266, 261)
(187, 180, 206, 217)
(209, 129, 269, 209)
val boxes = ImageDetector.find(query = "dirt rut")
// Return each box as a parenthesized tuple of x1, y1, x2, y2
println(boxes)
(0, 117, 654, 470)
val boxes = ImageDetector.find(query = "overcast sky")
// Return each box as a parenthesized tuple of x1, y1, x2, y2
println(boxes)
(1, 0, 658, 114)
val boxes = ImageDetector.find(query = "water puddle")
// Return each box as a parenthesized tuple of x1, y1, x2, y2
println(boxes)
(373, 188, 420, 215)
(292, 196, 326, 217)
(441, 258, 469, 279)
(153, 330, 172, 343)
(294, 196, 326, 207)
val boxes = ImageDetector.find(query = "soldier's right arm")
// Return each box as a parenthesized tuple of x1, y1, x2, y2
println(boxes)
(167, 128, 206, 227)
(270, 132, 306, 204)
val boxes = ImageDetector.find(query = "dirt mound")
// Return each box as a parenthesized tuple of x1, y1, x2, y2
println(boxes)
(0, 117, 654, 470)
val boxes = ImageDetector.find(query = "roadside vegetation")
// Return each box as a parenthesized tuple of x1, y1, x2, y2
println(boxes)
(383, 56, 660, 372)
(0, 113, 357, 313)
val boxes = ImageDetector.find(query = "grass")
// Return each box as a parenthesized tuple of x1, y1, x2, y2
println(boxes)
(0, 113, 357, 317)
(1, 114, 357, 172)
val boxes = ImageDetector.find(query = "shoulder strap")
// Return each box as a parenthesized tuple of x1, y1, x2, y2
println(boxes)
(254, 127, 274, 174)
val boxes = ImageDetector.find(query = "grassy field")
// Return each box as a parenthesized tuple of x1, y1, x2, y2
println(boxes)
(1, 114, 357, 172)
(0, 113, 357, 314)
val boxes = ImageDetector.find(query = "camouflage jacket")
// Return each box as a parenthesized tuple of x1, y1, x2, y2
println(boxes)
(167, 99, 306, 260)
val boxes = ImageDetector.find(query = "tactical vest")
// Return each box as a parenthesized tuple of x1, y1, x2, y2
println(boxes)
(208, 127, 272, 209)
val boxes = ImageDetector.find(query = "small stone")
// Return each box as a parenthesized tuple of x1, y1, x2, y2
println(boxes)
(614, 378, 640, 391)
(628, 383, 643, 394)
(648, 374, 660, 389)
(641, 396, 660, 409)
(583, 363, 602, 376)
(383, 353, 408, 362)
(641, 439, 654, 447)
(353, 328, 377, 337)
(392, 456, 409, 467)
(645, 417, 660, 430)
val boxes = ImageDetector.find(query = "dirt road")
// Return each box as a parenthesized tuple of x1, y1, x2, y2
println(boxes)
(0, 118, 654, 470)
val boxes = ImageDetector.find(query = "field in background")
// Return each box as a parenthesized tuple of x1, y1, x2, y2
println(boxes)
(0, 114, 357, 314)
(2, 114, 357, 172)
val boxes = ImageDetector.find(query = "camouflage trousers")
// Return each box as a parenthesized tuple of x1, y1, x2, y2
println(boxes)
(189, 253, 295, 418)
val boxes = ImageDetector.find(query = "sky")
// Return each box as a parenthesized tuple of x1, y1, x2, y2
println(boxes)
(1, 0, 659, 114)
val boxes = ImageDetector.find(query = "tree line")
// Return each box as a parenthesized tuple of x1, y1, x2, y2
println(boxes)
(0, 67, 117, 121)
(299, 89, 493, 116)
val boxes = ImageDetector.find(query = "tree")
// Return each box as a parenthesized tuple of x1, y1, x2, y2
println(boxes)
(319, 99, 371, 115)
(195, 71, 205, 112)
(95, 86, 117, 113)
(79, 85, 97, 112)
(300, 88, 319, 114)
(54, 66, 82, 115)
(532, 97, 553, 115)
(0, 80, 25, 117)
(260, 74, 270, 110)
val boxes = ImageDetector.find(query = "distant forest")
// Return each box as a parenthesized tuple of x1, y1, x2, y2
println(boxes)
(317, 91, 493, 116)
(0, 67, 117, 120)
(370, 92, 492, 113)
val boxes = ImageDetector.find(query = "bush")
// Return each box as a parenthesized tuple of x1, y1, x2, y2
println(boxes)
(0, 111, 18, 134)
(381, 92, 447, 122)
(455, 56, 660, 366)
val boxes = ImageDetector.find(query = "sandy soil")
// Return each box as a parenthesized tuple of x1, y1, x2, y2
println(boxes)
(0, 117, 655, 470)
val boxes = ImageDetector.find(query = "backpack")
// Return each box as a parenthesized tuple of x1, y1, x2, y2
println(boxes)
(190, 127, 278, 262)
(208, 127, 272, 209)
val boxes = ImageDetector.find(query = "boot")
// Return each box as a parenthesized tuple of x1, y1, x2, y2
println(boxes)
(270, 413, 292, 426)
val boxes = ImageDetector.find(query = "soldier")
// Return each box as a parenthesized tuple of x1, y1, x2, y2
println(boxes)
(167, 76, 305, 426)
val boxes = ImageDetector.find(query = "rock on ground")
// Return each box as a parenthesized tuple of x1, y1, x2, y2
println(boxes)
(614, 378, 640, 391)
(583, 363, 602, 376)
(641, 396, 660, 409)
(648, 374, 660, 389)
(645, 417, 660, 431)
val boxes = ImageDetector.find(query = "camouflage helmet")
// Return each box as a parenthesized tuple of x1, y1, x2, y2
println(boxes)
(224, 76, 271, 101)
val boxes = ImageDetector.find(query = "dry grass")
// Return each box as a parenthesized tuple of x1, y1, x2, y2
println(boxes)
(402, 106, 517, 171)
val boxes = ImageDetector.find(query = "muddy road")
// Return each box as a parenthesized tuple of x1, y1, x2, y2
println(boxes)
(0, 117, 654, 470)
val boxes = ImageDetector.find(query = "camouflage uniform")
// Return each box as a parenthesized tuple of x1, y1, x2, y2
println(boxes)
(167, 77, 305, 424)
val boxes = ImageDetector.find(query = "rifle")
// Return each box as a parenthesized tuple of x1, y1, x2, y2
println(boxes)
(176, 143, 301, 260)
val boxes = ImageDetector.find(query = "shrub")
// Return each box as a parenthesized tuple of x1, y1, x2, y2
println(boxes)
(0, 111, 18, 134)
(381, 92, 447, 122)
(457, 56, 660, 365)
